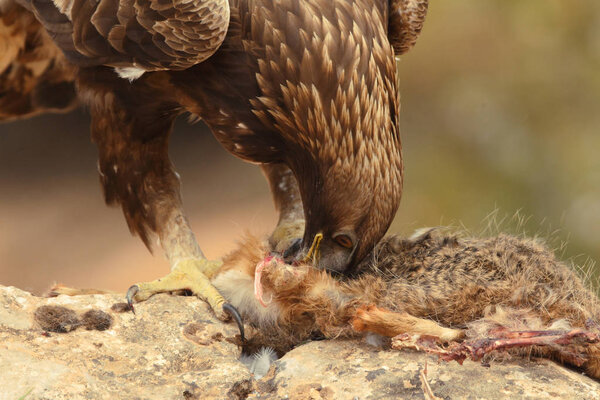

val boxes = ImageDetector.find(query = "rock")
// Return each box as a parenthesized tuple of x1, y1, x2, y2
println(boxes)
(0, 286, 247, 400)
(270, 341, 600, 400)
(0, 285, 598, 400)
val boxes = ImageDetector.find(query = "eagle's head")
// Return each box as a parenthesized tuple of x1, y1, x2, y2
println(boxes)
(280, 30, 403, 273)
(249, 0, 426, 274)
(288, 115, 403, 275)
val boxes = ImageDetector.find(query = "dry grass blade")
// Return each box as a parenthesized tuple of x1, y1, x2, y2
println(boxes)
(419, 362, 442, 400)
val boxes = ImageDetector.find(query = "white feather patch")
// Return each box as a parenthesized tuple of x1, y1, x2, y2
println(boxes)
(114, 67, 146, 82)
(51, 0, 74, 19)
(240, 347, 278, 379)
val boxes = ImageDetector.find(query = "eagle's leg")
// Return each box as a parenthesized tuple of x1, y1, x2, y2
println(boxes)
(82, 69, 233, 321)
(126, 214, 229, 320)
(261, 163, 305, 255)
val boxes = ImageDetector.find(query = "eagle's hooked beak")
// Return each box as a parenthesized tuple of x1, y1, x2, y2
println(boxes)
(303, 232, 323, 264)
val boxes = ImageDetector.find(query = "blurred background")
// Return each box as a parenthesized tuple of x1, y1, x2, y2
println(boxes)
(1, 0, 599, 295)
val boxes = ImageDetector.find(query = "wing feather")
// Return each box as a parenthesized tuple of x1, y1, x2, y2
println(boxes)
(15, 0, 229, 71)
(388, 0, 428, 55)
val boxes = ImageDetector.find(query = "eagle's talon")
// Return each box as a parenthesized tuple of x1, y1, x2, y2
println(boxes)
(126, 285, 139, 314)
(223, 303, 245, 343)
(126, 258, 230, 321)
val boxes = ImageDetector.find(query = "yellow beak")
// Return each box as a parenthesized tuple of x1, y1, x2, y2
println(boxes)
(303, 233, 323, 264)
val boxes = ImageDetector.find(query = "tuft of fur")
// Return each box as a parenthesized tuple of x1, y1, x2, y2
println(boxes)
(239, 347, 278, 379)
(80, 309, 113, 331)
(34, 305, 113, 333)
(214, 229, 600, 378)
(359, 229, 599, 331)
(34, 305, 81, 333)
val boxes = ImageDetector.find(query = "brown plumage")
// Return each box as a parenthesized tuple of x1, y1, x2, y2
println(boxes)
(0, 2, 77, 120)
(1, 0, 429, 317)
(15, 0, 229, 71)
(212, 230, 600, 379)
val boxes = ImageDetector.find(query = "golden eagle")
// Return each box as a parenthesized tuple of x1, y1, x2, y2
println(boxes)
(0, 0, 428, 319)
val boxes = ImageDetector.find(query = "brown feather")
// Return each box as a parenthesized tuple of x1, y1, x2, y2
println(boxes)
(16, 0, 230, 71)
(0, 1, 77, 121)
(388, 0, 429, 55)
(2, 0, 430, 275)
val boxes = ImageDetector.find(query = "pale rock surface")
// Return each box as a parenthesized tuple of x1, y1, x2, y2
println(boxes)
(0, 285, 598, 400)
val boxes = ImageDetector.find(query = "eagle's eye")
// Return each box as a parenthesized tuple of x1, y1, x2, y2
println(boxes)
(333, 234, 354, 249)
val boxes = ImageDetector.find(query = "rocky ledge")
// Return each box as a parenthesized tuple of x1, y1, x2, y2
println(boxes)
(0, 285, 598, 400)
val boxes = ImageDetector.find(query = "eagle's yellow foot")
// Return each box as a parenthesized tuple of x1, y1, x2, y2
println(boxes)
(269, 218, 305, 256)
(125, 259, 243, 337)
